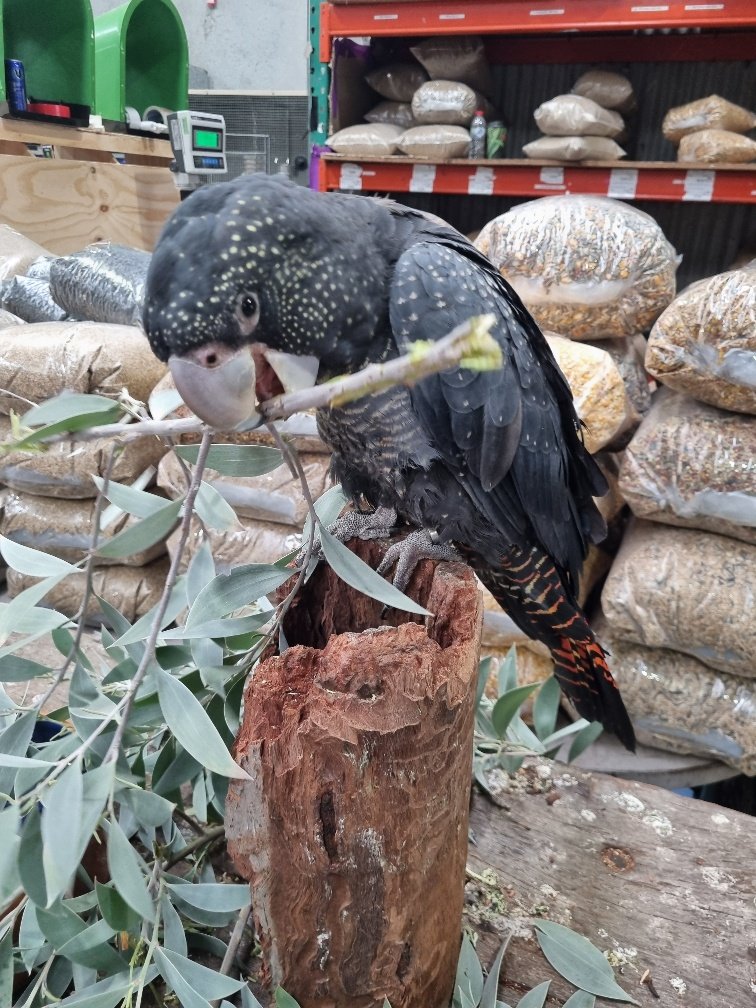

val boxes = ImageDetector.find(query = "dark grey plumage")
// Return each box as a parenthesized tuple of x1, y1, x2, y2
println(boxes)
(144, 174, 635, 750)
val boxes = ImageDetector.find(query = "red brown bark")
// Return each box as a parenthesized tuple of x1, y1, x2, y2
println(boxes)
(226, 540, 482, 1008)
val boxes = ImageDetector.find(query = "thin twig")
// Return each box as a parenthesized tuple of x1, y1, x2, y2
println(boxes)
(34, 445, 119, 714)
(162, 824, 226, 871)
(37, 315, 496, 445)
(173, 806, 207, 837)
(102, 427, 215, 766)
(210, 902, 253, 1008)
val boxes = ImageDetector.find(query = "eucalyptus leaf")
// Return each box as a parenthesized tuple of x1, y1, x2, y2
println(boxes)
(0, 805, 21, 911)
(241, 987, 266, 1008)
(97, 499, 184, 559)
(515, 980, 550, 1008)
(166, 882, 250, 913)
(186, 564, 292, 625)
(176, 443, 284, 477)
(317, 523, 431, 616)
(454, 931, 484, 1008)
(533, 922, 639, 1004)
(491, 683, 543, 739)
(0, 709, 38, 798)
(532, 676, 560, 741)
(568, 721, 604, 762)
(194, 481, 239, 531)
(18, 902, 47, 972)
(476, 657, 492, 710)
(274, 989, 302, 1008)
(95, 882, 141, 934)
(92, 476, 170, 519)
(301, 483, 348, 545)
(155, 945, 247, 999)
(562, 992, 596, 1007)
(105, 818, 155, 922)
(161, 893, 188, 957)
(112, 578, 188, 647)
(23, 393, 121, 428)
(57, 918, 125, 971)
(120, 786, 175, 829)
(162, 612, 270, 641)
(0, 654, 57, 682)
(480, 936, 510, 1008)
(186, 540, 216, 606)
(156, 666, 250, 780)
(0, 536, 80, 577)
(497, 646, 518, 694)
(42, 758, 84, 905)
(55, 966, 159, 1008)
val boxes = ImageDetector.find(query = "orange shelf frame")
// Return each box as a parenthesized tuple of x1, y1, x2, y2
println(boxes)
(318, 155, 756, 204)
(320, 0, 756, 60)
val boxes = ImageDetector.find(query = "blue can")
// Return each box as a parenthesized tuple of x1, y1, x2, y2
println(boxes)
(5, 59, 27, 113)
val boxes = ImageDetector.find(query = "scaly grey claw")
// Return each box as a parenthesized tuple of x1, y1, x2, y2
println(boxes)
(376, 530, 459, 594)
(295, 506, 399, 567)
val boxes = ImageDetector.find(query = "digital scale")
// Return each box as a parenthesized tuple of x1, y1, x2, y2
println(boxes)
(167, 109, 227, 197)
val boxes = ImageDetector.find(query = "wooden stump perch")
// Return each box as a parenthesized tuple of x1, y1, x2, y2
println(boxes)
(226, 540, 483, 1008)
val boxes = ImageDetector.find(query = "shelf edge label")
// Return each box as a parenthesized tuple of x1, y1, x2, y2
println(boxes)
(410, 163, 436, 193)
(339, 163, 363, 191)
(468, 167, 495, 196)
(607, 168, 639, 200)
(682, 169, 715, 202)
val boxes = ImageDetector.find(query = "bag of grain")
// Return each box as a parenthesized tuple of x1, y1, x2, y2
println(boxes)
(619, 389, 756, 544)
(364, 101, 416, 130)
(411, 80, 478, 126)
(326, 123, 404, 157)
(522, 135, 626, 162)
(167, 517, 302, 573)
(6, 557, 170, 625)
(544, 334, 640, 452)
(409, 35, 494, 97)
(534, 94, 625, 138)
(49, 243, 151, 326)
(662, 95, 756, 144)
(601, 519, 756, 679)
(592, 336, 652, 419)
(596, 617, 755, 776)
(0, 321, 167, 413)
(0, 413, 167, 499)
(645, 263, 756, 414)
(0, 225, 53, 283)
(365, 63, 429, 103)
(0, 489, 167, 566)
(677, 128, 756, 163)
(571, 69, 636, 113)
(397, 125, 470, 159)
(158, 449, 330, 528)
(474, 196, 679, 340)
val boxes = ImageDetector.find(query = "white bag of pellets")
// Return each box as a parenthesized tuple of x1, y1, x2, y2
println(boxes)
(364, 100, 416, 130)
(662, 94, 756, 144)
(6, 557, 170, 626)
(595, 616, 756, 776)
(397, 125, 471, 159)
(645, 263, 756, 414)
(326, 123, 404, 157)
(591, 336, 652, 420)
(0, 413, 167, 499)
(474, 195, 679, 340)
(619, 389, 756, 545)
(0, 225, 53, 282)
(49, 242, 151, 326)
(522, 135, 626, 162)
(0, 489, 167, 566)
(0, 321, 167, 414)
(544, 334, 640, 453)
(411, 80, 478, 126)
(534, 94, 625, 138)
(158, 449, 331, 528)
(601, 519, 756, 679)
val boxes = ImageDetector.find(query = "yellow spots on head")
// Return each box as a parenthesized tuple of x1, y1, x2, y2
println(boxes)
(246, 224, 258, 232)
(229, 246, 239, 255)
(231, 233, 242, 242)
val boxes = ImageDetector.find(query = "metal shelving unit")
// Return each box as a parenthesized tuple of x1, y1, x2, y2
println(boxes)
(311, 0, 756, 205)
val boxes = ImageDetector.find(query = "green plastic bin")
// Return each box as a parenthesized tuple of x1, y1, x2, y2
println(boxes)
(2, 0, 95, 110)
(94, 0, 188, 123)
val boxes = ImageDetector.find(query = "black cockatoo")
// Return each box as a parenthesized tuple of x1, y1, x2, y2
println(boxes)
(143, 174, 635, 751)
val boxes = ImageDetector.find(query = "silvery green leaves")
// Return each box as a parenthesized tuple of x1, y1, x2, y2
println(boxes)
(473, 648, 603, 793)
(452, 924, 636, 1007)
